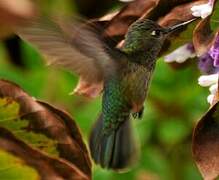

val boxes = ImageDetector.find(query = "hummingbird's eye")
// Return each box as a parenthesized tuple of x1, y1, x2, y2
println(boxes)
(151, 30, 161, 37)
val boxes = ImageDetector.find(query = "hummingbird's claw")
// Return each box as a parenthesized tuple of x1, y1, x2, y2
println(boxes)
(132, 106, 144, 119)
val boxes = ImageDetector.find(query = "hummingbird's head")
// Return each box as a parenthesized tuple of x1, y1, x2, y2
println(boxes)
(123, 19, 167, 54)
(123, 18, 197, 54)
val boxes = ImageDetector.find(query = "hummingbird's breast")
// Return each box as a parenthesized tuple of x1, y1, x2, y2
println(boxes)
(121, 61, 155, 112)
(101, 60, 155, 132)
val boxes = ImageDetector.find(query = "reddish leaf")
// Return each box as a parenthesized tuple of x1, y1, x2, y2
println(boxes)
(158, 2, 195, 27)
(102, 0, 208, 55)
(104, 0, 159, 38)
(193, 0, 219, 56)
(193, 17, 217, 56)
(104, 0, 196, 37)
(104, 0, 203, 36)
(0, 0, 37, 25)
(193, 101, 219, 180)
(0, 127, 88, 180)
(0, 0, 37, 39)
(0, 79, 91, 179)
(157, 1, 203, 55)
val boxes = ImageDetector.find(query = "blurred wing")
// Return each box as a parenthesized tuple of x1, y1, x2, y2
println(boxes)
(15, 16, 117, 84)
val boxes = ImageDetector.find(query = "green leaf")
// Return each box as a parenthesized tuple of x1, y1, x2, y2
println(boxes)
(0, 150, 39, 180)
(0, 79, 91, 179)
(0, 98, 59, 156)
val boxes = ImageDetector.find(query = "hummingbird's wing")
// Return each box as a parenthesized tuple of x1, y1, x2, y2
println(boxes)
(15, 16, 120, 97)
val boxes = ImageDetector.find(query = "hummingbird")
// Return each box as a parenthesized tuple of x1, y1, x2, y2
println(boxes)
(16, 16, 196, 170)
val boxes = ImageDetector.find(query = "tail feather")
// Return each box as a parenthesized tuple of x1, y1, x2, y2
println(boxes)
(89, 113, 138, 170)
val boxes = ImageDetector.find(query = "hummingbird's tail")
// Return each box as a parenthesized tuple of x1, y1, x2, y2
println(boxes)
(89, 113, 138, 170)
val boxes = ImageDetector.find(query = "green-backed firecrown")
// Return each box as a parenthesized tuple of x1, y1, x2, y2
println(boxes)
(16, 16, 196, 170)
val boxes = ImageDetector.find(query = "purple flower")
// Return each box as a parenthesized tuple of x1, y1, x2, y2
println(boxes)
(198, 53, 219, 74)
(198, 35, 219, 74)
(209, 35, 219, 67)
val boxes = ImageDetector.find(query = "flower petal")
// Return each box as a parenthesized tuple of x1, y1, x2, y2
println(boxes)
(164, 43, 196, 63)
(191, 3, 213, 19)
(207, 94, 215, 104)
(209, 83, 218, 94)
(198, 74, 218, 87)
(198, 53, 219, 74)
(209, 35, 219, 67)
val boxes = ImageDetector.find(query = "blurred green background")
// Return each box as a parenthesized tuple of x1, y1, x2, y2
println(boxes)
(0, 0, 210, 179)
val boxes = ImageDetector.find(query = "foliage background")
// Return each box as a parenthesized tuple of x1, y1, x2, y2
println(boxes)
(0, 0, 211, 179)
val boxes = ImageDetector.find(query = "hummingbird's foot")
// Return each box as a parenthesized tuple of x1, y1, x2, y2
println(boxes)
(132, 106, 144, 119)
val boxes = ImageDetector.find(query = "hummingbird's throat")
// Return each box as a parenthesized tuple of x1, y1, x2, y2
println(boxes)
(123, 44, 161, 67)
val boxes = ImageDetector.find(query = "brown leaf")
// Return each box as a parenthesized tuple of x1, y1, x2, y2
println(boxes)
(192, 101, 219, 180)
(157, 1, 203, 55)
(192, 0, 219, 56)
(157, 1, 206, 27)
(102, 0, 207, 55)
(0, 0, 37, 39)
(0, 127, 88, 180)
(0, 0, 37, 25)
(193, 17, 217, 56)
(104, 0, 201, 36)
(74, 0, 118, 18)
(104, 0, 159, 38)
(0, 79, 91, 179)
(104, 0, 183, 38)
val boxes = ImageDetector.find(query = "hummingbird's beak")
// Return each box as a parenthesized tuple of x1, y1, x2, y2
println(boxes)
(164, 18, 198, 34)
